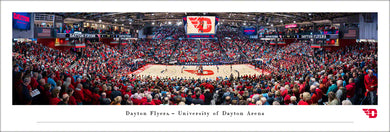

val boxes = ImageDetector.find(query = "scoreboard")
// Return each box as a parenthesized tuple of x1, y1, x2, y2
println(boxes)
(184, 16, 218, 38)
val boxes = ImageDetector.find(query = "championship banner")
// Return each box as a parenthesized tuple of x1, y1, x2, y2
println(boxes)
(36, 28, 53, 38)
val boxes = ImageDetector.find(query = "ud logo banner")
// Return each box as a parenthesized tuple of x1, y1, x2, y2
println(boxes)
(189, 17, 212, 33)
(185, 16, 216, 34)
(362, 109, 377, 118)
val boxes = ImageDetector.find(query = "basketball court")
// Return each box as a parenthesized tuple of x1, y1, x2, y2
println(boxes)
(132, 64, 269, 80)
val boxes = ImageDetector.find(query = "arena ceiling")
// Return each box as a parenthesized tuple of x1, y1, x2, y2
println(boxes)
(51, 12, 358, 27)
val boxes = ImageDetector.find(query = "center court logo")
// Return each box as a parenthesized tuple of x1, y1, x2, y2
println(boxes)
(362, 109, 377, 118)
(184, 70, 214, 76)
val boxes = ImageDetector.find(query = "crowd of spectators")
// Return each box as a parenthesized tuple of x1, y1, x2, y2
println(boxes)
(216, 25, 241, 39)
(152, 26, 185, 40)
(172, 40, 199, 63)
(199, 40, 223, 62)
(134, 40, 177, 64)
(219, 39, 247, 62)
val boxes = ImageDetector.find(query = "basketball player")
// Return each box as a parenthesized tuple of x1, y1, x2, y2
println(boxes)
(201, 65, 203, 75)
(181, 65, 185, 73)
(199, 65, 203, 75)
(230, 64, 233, 72)
(217, 65, 219, 73)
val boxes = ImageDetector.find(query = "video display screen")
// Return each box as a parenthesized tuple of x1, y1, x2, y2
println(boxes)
(13, 12, 31, 30)
(243, 27, 257, 35)
(186, 16, 216, 35)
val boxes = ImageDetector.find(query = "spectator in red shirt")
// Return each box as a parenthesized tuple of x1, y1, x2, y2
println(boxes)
(142, 95, 155, 105)
(298, 80, 305, 94)
(131, 94, 142, 105)
(310, 85, 319, 105)
(298, 92, 311, 105)
(67, 88, 77, 105)
(49, 88, 61, 105)
(153, 95, 162, 105)
(82, 86, 93, 104)
(283, 90, 291, 105)
(58, 93, 70, 105)
(91, 88, 101, 105)
(122, 87, 132, 97)
(345, 78, 356, 103)
(73, 84, 84, 105)
(364, 70, 377, 105)
(30, 72, 39, 89)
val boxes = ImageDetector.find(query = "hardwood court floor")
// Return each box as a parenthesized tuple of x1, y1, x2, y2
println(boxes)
(133, 64, 269, 80)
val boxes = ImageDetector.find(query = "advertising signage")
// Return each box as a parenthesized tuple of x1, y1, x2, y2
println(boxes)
(299, 34, 327, 39)
(115, 35, 132, 38)
(285, 24, 297, 28)
(13, 12, 31, 30)
(187, 34, 215, 38)
(57, 33, 132, 38)
(243, 27, 257, 35)
(264, 35, 279, 38)
(259, 34, 337, 39)
(69, 34, 98, 38)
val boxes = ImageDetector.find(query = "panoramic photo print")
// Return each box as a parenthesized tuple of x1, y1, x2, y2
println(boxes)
(12, 12, 378, 105)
